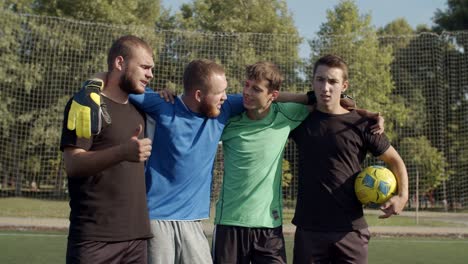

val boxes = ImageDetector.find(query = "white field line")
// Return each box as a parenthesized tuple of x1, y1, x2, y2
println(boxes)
(283, 236, 468, 244)
(0, 233, 66, 237)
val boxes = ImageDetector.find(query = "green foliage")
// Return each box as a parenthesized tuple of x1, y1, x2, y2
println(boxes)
(400, 136, 451, 195)
(385, 33, 446, 142)
(173, 0, 303, 93)
(308, 0, 409, 139)
(378, 18, 414, 36)
(282, 159, 292, 188)
(433, 0, 468, 32)
(180, 0, 297, 34)
(34, 0, 162, 27)
(0, 9, 163, 195)
(1, 0, 35, 13)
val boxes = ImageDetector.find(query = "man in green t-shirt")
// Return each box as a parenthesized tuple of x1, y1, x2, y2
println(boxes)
(212, 61, 310, 263)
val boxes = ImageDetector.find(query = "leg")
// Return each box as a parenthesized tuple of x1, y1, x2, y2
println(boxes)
(251, 226, 287, 264)
(212, 225, 251, 264)
(175, 221, 212, 264)
(121, 239, 148, 264)
(292, 227, 330, 264)
(66, 239, 129, 264)
(147, 220, 176, 264)
(332, 229, 370, 264)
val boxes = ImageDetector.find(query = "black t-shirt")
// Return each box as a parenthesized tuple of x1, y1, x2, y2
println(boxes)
(61, 96, 152, 242)
(291, 110, 390, 231)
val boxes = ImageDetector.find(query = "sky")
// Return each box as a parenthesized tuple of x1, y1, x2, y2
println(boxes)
(162, 0, 448, 57)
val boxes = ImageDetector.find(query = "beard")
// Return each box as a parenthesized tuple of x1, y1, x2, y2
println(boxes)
(199, 99, 221, 118)
(119, 70, 141, 94)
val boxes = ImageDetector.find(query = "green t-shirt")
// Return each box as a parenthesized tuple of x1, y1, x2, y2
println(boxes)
(215, 102, 309, 228)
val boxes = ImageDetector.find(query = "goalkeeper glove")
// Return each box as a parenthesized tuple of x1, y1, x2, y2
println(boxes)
(340, 93, 356, 109)
(307, 91, 356, 109)
(67, 79, 111, 139)
(306, 91, 316, 105)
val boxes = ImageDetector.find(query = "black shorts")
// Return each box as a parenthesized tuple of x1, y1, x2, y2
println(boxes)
(293, 227, 371, 264)
(66, 238, 147, 264)
(212, 224, 287, 264)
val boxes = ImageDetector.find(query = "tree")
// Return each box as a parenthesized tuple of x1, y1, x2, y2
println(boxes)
(34, 0, 163, 27)
(178, 0, 297, 34)
(1, 0, 35, 13)
(309, 0, 409, 139)
(400, 136, 451, 206)
(433, 1, 468, 207)
(170, 0, 303, 93)
(433, 0, 468, 32)
(0, 8, 161, 196)
(378, 18, 414, 36)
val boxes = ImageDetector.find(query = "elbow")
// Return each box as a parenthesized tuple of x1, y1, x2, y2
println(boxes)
(63, 147, 86, 178)
(64, 163, 80, 178)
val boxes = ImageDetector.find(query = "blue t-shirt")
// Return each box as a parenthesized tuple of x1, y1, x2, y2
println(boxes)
(130, 89, 244, 220)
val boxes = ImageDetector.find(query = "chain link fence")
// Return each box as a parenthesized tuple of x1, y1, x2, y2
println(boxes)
(0, 12, 466, 211)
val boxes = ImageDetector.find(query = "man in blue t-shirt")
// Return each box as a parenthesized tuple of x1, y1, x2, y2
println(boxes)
(130, 59, 244, 263)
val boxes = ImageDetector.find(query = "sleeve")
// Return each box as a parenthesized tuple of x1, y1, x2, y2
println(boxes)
(277, 103, 310, 129)
(128, 87, 165, 116)
(60, 98, 92, 151)
(365, 123, 391, 157)
(224, 94, 245, 118)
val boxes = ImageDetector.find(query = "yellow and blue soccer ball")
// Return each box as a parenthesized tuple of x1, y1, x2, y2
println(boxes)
(355, 165, 397, 205)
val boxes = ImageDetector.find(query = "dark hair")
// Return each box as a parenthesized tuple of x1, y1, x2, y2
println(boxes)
(183, 59, 225, 93)
(245, 61, 284, 91)
(107, 35, 152, 71)
(312, 54, 349, 81)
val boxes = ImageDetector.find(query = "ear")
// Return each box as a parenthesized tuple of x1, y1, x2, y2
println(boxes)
(195, 89, 202, 102)
(114, 56, 125, 71)
(270, 90, 279, 102)
(341, 80, 349, 93)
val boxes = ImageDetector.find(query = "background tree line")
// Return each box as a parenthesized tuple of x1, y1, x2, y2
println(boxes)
(0, 0, 466, 210)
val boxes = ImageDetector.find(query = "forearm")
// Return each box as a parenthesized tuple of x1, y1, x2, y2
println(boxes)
(355, 108, 376, 118)
(63, 146, 125, 178)
(389, 160, 409, 199)
(380, 146, 409, 199)
(276, 92, 308, 104)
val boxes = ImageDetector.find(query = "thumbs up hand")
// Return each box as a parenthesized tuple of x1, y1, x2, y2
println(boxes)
(122, 125, 152, 162)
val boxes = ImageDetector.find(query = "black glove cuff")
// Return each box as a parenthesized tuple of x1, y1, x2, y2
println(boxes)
(306, 91, 316, 105)
(340, 93, 354, 100)
(83, 79, 104, 92)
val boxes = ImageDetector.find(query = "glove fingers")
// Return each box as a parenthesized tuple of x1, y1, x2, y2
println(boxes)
(90, 95, 101, 135)
(77, 107, 92, 139)
(67, 101, 78, 131)
(90, 92, 101, 106)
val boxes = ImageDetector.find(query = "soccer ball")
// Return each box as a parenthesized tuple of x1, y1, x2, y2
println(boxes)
(355, 165, 397, 205)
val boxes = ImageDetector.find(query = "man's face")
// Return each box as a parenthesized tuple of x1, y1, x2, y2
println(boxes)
(313, 65, 348, 112)
(199, 73, 228, 118)
(242, 79, 275, 112)
(119, 47, 154, 94)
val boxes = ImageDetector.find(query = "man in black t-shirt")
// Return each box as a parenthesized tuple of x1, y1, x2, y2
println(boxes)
(291, 54, 409, 264)
(60, 35, 154, 264)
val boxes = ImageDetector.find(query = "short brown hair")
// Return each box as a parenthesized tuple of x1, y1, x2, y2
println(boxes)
(312, 54, 349, 81)
(246, 61, 284, 92)
(107, 35, 153, 71)
(183, 59, 225, 93)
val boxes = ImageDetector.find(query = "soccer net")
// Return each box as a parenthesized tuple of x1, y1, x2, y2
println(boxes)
(0, 12, 467, 212)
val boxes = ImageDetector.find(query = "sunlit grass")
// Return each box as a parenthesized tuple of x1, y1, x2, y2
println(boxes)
(0, 198, 69, 218)
(0, 198, 465, 229)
